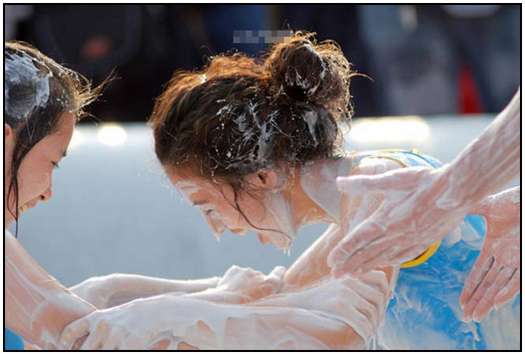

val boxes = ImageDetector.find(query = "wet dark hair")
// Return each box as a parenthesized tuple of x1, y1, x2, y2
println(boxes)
(5, 41, 102, 235)
(150, 32, 355, 190)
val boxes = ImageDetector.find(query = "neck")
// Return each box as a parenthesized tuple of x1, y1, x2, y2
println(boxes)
(290, 156, 353, 227)
(5, 209, 15, 227)
(5, 186, 16, 227)
(5, 199, 16, 226)
(5, 166, 15, 226)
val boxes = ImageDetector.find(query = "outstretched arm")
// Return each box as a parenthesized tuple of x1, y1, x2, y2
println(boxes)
(59, 270, 390, 350)
(58, 157, 400, 350)
(70, 273, 221, 309)
(328, 88, 520, 275)
(285, 157, 402, 290)
(441, 89, 520, 206)
(5, 230, 96, 349)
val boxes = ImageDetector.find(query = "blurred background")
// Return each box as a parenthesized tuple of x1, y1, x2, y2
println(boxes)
(6, 4, 520, 120)
(5, 4, 521, 286)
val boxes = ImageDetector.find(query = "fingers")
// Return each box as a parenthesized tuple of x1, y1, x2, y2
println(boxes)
(472, 267, 515, 322)
(121, 335, 147, 350)
(387, 242, 431, 267)
(71, 335, 89, 351)
(265, 266, 286, 288)
(494, 268, 520, 309)
(149, 337, 174, 350)
(329, 221, 387, 276)
(268, 265, 287, 280)
(462, 257, 497, 322)
(358, 270, 390, 296)
(80, 320, 110, 350)
(100, 326, 128, 350)
(460, 254, 493, 308)
(340, 235, 403, 276)
(340, 299, 375, 341)
(59, 317, 90, 350)
(351, 277, 389, 328)
(328, 245, 353, 277)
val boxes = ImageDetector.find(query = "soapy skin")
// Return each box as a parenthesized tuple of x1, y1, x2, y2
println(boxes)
(460, 186, 520, 322)
(59, 156, 400, 350)
(4, 111, 86, 349)
(70, 274, 222, 309)
(60, 269, 391, 350)
(5, 230, 96, 349)
(328, 88, 520, 276)
(18, 90, 520, 349)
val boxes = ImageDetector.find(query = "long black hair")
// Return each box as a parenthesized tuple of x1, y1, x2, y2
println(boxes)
(5, 41, 102, 236)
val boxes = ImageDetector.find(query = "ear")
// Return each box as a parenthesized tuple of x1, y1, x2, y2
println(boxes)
(5, 123, 13, 137)
(245, 169, 281, 190)
(4, 123, 15, 151)
(5, 124, 16, 176)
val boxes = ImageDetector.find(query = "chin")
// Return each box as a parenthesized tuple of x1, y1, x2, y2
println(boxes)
(269, 234, 293, 252)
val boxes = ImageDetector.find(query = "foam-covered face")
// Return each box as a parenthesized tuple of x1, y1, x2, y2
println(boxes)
(167, 166, 297, 251)
(4, 112, 75, 224)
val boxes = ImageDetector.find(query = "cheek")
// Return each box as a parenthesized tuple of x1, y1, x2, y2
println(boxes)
(212, 202, 244, 226)
(229, 194, 268, 226)
(16, 159, 51, 203)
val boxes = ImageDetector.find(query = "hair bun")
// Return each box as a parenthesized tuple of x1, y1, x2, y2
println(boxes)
(265, 33, 351, 111)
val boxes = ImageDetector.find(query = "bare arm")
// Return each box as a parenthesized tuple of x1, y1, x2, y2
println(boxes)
(60, 271, 390, 350)
(328, 88, 520, 274)
(5, 230, 96, 349)
(70, 273, 221, 309)
(285, 157, 402, 290)
(59, 158, 403, 350)
(441, 89, 520, 207)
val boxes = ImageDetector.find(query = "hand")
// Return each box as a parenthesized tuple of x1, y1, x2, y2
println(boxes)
(58, 297, 180, 350)
(217, 265, 286, 302)
(460, 187, 520, 322)
(328, 166, 473, 276)
(257, 268, 396, 344)
(70, 276, 115, 309)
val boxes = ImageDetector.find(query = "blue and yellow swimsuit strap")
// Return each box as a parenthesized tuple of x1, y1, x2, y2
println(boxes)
(361, 149, 441, 269)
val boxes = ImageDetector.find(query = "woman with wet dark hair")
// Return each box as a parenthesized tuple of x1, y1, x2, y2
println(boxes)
(4, 41, 103, 349)
(4, 43, 288, 351)
(60, 33, 519, 349)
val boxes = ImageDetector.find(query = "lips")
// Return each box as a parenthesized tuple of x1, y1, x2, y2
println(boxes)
(230, 228, 247, 236)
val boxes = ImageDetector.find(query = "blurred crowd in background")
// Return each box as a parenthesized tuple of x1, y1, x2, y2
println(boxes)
(6, 4, 520, 122)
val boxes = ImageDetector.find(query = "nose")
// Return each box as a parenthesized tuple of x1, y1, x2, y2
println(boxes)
(40, 186, 52, 202)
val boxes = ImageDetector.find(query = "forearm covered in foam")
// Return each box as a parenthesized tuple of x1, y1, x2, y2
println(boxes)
(441, 89, 520, 207)
(5, 231, 95, 349)
(99, 273, 221, 307)
(134, 294, 364, 350)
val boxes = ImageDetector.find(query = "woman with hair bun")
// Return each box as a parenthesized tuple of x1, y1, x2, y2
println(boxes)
(60, 32, 519, 350)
